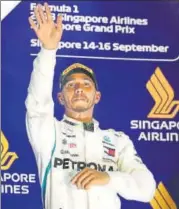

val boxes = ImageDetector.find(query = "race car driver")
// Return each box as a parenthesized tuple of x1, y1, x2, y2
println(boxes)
(25, 3, 156, 209)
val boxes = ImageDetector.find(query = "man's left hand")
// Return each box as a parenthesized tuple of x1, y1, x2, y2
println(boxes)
(71, 168, 110, 190)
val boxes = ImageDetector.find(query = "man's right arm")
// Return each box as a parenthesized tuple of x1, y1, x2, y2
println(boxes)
(25, 47, 57, 152)
(25, 3, 63, 154)
(25, 47, 56, 118)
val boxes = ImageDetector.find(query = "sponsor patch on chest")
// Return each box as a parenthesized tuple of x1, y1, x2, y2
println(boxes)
(102, 135, 117, 161)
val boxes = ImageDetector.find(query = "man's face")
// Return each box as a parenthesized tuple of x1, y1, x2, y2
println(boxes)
(58, 73, 101, 112)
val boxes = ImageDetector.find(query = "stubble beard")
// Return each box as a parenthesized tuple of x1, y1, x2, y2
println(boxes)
(71, 101, 94, 113)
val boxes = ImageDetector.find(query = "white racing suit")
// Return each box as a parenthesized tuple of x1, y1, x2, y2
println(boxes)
(25, 48, 156, 209)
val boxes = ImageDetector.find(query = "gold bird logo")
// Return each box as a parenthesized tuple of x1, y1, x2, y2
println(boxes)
(146, 67, 179, 118)
(150, 182, 177, 209)
(1, 131, 18, 170)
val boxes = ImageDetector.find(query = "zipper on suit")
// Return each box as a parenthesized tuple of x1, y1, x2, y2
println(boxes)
(83, 129, 89, 209)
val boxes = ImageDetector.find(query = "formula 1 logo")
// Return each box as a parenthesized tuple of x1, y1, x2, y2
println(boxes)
(146, 67, 179, 118)
(150, 182, 177, 209)
(1, 132, 18, 170)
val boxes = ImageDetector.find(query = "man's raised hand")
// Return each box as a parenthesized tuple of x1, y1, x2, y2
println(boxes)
(29, 2, 63, 50)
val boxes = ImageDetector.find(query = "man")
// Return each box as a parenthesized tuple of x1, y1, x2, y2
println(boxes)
(25, 3, 156, 209)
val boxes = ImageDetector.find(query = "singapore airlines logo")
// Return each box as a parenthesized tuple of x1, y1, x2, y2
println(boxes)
(150, 182, 177, 209)
(1, 132, 18, 170)
(146, 67, 179, 119)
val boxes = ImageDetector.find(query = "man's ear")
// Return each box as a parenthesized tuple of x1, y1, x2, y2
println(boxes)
(95, 91, 101, 104)
(57, 92, 64, 105)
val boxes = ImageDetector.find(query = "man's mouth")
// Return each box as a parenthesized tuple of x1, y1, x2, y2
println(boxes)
(73, 98, 86, 101)
(72, 96, 87, 102)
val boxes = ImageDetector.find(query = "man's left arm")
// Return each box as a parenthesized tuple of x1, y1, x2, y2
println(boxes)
(106, 132, 156, 202)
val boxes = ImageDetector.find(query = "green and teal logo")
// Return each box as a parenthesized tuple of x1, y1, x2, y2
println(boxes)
(103, 136, 111, 143)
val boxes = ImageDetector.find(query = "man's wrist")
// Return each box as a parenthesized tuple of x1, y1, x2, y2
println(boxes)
(40, 46, 58, 56)
(42, 43, 59, 50)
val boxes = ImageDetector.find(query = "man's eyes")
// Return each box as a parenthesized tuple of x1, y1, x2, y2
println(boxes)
(67, 83, 75, 88)
(66, 82, 92, 88)
(84, 82, 91, 87)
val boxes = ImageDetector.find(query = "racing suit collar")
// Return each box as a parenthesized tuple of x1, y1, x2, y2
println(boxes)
(62, 115, 99, 132)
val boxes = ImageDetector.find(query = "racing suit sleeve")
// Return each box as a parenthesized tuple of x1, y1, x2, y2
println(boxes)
(25, 47, 57, 155)
(107, 133, 156, 202)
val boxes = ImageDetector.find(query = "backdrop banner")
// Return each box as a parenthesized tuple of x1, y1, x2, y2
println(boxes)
(1, 1, 179, 209)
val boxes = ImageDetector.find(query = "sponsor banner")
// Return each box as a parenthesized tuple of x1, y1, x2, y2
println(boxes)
(1, 132, 40, 208)
(2, 1, 179, 209)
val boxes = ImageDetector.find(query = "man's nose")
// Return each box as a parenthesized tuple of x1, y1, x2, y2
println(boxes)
(75, 83, 83, 94)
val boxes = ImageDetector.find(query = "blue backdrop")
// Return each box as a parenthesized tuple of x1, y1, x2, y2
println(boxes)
(2, 1, 179, 209)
